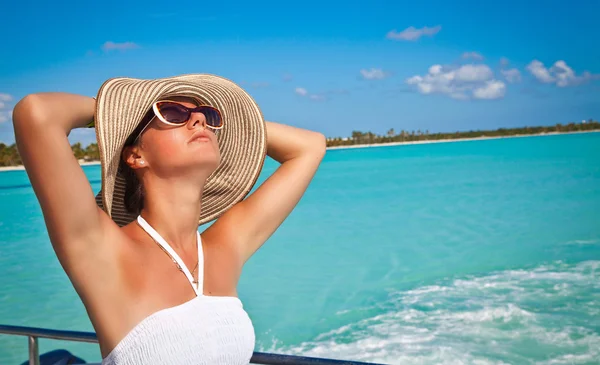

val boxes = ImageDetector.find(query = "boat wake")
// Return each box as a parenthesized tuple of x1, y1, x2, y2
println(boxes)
(261, 261, 600, 365)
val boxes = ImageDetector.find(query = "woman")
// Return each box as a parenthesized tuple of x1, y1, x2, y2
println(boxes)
(13, 74, 326, 364)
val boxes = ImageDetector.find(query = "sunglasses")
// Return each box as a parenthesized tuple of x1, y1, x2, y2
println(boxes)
(132, 100, 223, 144)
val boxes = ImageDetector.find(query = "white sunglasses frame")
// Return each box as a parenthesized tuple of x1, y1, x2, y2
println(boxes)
(132, 100, 223, 144)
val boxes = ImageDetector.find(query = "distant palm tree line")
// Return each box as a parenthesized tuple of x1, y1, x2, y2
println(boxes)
(0, 120, 598, 167)
(0, 142, 99, 167)
(326, 119, 599, 147)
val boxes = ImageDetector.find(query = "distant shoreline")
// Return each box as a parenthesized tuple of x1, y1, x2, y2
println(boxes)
(325, 130, 600, 150)
(1, 130, 598, 172)
(0, 161, 100, 172)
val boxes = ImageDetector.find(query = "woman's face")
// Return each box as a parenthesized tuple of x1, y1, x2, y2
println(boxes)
(125, 97, 221, 178)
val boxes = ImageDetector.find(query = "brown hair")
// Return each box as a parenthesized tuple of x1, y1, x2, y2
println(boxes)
(121, 108, 155, 214)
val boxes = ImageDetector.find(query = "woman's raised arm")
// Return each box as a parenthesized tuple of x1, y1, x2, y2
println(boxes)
(208, 121, 326, 262)
(13, 93, 108, 258)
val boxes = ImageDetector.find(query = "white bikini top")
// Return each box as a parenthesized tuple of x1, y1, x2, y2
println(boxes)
(101, 215, 255, 365)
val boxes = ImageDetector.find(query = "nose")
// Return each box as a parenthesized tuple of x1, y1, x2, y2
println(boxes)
(189, 112, 207, 129)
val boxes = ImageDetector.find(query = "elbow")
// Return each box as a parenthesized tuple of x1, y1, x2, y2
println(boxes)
(316, 132, 327, 156)
(308, 132, 327, 159)
(12, 94, 46, 133)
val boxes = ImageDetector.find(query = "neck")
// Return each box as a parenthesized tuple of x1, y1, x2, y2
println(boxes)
(138, 173, 206, 250)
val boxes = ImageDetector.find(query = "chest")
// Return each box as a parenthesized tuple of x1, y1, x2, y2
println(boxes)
(124, 236, 243, 299)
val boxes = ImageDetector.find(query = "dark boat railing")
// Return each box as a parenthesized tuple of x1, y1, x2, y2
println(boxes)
(0, 324, 386, 365)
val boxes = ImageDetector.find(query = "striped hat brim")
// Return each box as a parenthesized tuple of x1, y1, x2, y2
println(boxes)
(93, 74, 267, 227)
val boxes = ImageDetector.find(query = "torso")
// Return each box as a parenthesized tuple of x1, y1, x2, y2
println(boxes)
(101, 294, 255, 365)
(69, 215, 250, 362)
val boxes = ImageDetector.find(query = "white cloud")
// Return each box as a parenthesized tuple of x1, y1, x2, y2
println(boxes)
(360, 68, 390, 80)
(0, 93, 13, 123)
(309, 94, 326, 101)
(462, 52, 484, 61)
(526, 60, 555, 83)
(498, 57, 521, 83)
(0, 110, 12, 123)
(473, 80, 506, 99)
(551, 60, 594, 87)
(526, 59, 596, 87)
(295, 87, 326, 101)
(295, 87, 308, 96)
(406, 64, 506, 100)
(551, 61, 577, 87)
(386, 25, 441, 41)
(102, 41, 139, 52)
(501, 68, 522, 83)
(0, 112, 10, 123)
(454, 64, 494, 82)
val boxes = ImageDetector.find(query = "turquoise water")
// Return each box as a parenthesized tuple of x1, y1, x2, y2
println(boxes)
(1, 133, 599, 365)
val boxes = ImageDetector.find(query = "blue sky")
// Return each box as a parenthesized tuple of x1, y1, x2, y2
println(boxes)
(1, 0, 599, 146)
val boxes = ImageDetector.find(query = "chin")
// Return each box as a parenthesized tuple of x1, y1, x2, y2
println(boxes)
(182, 141, 220, 169)
(192, 154, 220, 172)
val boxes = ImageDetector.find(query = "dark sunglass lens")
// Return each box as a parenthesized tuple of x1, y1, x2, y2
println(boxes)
(201, 107, 222, 127)
(158, 103, 189, 124)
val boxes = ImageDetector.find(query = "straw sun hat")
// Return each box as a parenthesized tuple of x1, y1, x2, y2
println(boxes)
(91, 74, 267, 227)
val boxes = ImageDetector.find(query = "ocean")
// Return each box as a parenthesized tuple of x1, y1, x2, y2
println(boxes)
(1, 132, 599, 365)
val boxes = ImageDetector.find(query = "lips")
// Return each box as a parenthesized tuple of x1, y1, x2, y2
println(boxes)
(188, 130, 211, 143)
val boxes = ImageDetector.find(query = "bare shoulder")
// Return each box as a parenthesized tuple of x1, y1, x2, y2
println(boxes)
(201, 219, 245, 262)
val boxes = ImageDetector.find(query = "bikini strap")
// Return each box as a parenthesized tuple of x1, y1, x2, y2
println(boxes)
(137, 215, 203, 296)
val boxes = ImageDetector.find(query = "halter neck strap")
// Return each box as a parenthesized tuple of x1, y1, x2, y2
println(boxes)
(136, 215, 203, 296)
